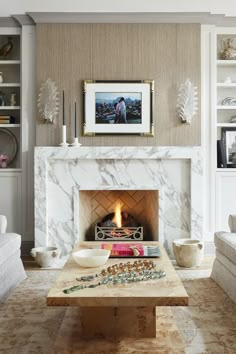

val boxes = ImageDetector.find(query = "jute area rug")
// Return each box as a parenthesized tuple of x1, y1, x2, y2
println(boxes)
(0, 267, 236, 354)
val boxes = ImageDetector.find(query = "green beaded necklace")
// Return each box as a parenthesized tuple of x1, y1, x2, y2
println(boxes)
(63, 260, 166, 294)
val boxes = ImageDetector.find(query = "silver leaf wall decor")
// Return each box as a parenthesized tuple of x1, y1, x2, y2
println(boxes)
(38, 78, 59, 123)
(177, 79, 198, 124)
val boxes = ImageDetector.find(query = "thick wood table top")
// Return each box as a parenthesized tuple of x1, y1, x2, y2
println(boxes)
(47, 242, 188, 307)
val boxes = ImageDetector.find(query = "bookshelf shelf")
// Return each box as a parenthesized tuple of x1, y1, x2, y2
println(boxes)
(217, 123, 236, 127)
(216, 168, 236, 171)
(0, 124, 20, 128)
(217, 60, 236, 66)
(0, 168, 22, 172)
(217, 83, 236, 87)
(217, 105, 236, 110)
(0, 83, 20, 87)
(0, 106, 20, 110)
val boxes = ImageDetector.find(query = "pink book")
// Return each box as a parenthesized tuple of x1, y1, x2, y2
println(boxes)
(101, 243, 144, 257)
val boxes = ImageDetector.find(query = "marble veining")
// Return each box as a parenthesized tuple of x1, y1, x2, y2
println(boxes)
(35, 146, 203, 256)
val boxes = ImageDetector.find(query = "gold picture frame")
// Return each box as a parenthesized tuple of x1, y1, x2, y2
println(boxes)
(83, 80, 154, 136)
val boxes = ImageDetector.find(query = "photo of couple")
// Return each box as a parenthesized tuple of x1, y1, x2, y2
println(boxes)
(95, 92, 142, 124)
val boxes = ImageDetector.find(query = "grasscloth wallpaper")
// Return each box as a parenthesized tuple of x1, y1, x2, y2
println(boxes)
(36, 23, 201, 146)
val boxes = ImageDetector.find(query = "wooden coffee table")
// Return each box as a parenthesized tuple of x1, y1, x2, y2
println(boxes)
(47, 242, 188, 339)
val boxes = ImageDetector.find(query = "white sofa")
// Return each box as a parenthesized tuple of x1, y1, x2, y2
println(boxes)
(211, 215, 236, 303)
(0, 215, 26, 301)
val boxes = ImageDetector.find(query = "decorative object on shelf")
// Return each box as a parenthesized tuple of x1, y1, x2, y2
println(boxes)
(222, 97, 236, 106)
(232, 152, 236, 168)
(176, 79, 198, 124)
(60, 90, 69, 146)
(220, 38, 236, 60)
(0, 72, 3, 83)
(231, 115, 236, 123)
(9, 93, 16, 106)
(60, 125, 69, 147)
(0, 128, 18, 165)
(0, 91, 5, 106)
(222, 127, 236, 167)
(217, 140, 227, 168)
(30, 247, 61, 268)
(83, 80, 154, 136)
(71, 100, 81, 146)
(224, 76, 232, 84)
(63, 259, 166, 294)
(0, 37, 13, 58)
(0, 154, 9, 168)
(37, 78, 59, 123)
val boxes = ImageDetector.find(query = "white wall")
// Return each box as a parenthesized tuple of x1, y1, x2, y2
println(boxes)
(2, 0, 236, 18)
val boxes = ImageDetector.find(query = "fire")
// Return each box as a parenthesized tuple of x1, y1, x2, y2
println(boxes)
(114, 201, 122, 228)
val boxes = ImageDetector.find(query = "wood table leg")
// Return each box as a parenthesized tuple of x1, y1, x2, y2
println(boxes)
(80, 306, 156, 338)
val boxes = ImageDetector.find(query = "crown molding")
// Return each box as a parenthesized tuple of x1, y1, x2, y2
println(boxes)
(27, 11, 236, 26)
(13, 15, 35, 26)
(0, 17, 20, 27)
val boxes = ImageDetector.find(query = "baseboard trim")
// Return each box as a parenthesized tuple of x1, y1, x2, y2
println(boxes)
(21, 241, 34, 256)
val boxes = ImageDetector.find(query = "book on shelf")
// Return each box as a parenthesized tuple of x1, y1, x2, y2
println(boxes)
(0, 115, 11, 119)
(0, 120, 10, 124)
(0, 116, 16, 124)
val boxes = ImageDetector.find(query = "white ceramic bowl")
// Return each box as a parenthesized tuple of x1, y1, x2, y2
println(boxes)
(72, 249, 110, 268)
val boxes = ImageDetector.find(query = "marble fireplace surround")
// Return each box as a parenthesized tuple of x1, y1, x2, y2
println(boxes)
(35, 146, 203, 256)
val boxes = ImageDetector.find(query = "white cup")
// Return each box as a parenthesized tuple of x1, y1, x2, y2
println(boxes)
(224, 76, 232, 84)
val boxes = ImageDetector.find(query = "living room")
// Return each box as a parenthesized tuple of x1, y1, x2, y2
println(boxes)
(0, 1, 236, 353)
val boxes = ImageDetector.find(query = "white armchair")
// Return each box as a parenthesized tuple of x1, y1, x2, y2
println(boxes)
(0, 215, 26, 301)
(211, 215, 236, 303)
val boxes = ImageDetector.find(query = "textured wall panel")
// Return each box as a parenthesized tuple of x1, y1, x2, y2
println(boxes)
(36, 24, 201, 146)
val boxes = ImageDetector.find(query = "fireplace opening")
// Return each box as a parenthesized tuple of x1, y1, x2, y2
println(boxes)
(96, 202, 143, 241)
(79, 190, 159, 242)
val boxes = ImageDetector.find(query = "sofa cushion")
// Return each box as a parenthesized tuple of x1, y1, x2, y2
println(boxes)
(0, 233, 21, 266)
(215, 231, 236, 265)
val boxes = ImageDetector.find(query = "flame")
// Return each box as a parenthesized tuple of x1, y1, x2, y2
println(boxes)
(114, 201, 122, 228)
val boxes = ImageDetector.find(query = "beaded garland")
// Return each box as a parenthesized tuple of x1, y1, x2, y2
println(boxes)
(63, 259, 166, 294)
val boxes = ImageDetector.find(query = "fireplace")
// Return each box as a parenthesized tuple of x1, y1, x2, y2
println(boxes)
(79, 190, 159, 242)
(34, 146, 203, 259)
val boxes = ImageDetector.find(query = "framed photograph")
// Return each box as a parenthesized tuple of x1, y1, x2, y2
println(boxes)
(83, 80, 154, 136)
(222, 128, 236, 166)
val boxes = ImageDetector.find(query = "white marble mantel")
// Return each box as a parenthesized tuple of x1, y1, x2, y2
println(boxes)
(34, 146, 203, 256)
